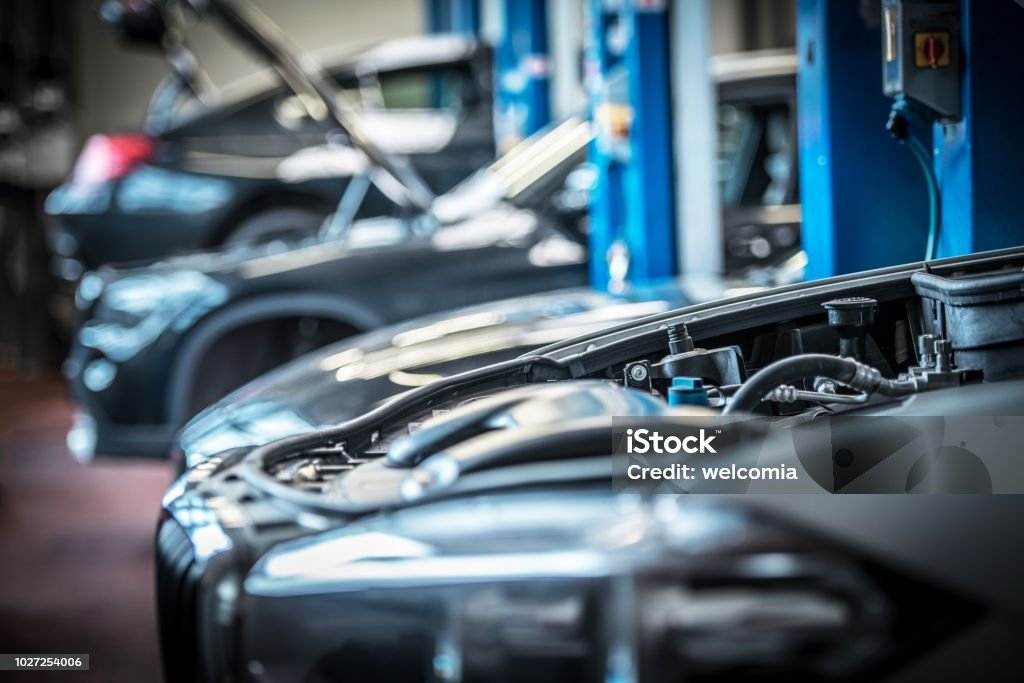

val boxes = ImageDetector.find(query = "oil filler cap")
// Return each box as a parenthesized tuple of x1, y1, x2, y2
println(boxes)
(823, 297, 878, 361)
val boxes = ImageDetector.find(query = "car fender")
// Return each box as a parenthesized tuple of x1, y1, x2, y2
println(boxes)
(166, 291, 386, 427)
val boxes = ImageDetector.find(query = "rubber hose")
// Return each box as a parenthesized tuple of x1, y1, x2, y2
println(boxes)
(724, 355, 859, 414)
(724, 354, 917, 414)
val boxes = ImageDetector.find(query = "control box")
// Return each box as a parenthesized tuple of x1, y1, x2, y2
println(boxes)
(882, 0, 961, 121)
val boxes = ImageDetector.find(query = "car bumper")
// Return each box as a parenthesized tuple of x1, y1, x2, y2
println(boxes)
(66, 405, 177, 460)
(64, 340, 177, 459)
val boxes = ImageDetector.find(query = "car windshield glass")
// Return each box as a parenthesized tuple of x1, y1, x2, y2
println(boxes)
(718, 100, 794, 208)
(431, 117, 591, 223)
(343, 65, 473, 113)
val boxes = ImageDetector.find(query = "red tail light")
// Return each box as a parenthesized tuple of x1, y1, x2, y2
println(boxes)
(72, 133, 155, 185)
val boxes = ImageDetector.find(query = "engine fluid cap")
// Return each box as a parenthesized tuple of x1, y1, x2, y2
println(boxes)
(668, 377, 710, 406)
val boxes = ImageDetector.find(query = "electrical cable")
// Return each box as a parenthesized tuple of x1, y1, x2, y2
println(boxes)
(905, 134, 942, 260)
(886, 101, 942, 260)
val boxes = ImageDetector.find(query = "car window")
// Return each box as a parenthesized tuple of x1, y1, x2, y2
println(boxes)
(718, 101, 794, 208)
(346, 65, 474, 113)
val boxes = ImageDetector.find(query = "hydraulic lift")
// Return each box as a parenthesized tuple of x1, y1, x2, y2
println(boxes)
(429, 0, 1024, 286)
(799, 0, 1024, 278)
(585, 0, 678, 291)
(424, 0, 479, 34)
(427, 0, 552, 152)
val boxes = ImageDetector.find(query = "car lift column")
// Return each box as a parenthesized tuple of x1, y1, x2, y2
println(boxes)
(488, 0, 552, 151)
(933, 0, 1024, 256)
(671, 0, 721, 277)
(548, 0, 586, 120)
(586, 0, 676, 291)
(425, 0, 480, 34)
(797, 0, 928, 279)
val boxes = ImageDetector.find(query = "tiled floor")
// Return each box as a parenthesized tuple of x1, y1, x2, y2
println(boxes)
(0, 371, 173, 681)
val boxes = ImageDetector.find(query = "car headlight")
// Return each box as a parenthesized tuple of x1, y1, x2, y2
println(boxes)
(102, 270, 222, 317)
(79, 270, 227, 363)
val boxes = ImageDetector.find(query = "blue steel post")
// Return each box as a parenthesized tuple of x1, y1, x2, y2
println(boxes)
(584, 1, 622, 289)
(494, 0, 551, 151)
(933, 0, 1024, 256)
(586, 0, 676, 291)
(425, 0, 479, 35)
(797, 0, 927, 279)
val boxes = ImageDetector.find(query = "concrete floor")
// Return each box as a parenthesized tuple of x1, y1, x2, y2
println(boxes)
(0, 371, 173, 682)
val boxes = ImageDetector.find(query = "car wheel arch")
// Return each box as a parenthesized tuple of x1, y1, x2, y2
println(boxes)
(165, 292, 385, 428)
(209, 188, 337, 247)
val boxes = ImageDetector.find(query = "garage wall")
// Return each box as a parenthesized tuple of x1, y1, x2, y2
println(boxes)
(711, 0, 796, 54)
(68, 0, 424, 138)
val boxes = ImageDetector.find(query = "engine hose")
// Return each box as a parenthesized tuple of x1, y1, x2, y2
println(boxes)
(723, 354, 916, 415)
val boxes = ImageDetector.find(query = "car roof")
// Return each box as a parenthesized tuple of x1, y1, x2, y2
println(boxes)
(344, 34, 481, 74)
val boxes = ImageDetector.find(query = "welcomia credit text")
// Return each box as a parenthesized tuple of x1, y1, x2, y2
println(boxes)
(623, 428, 799, 481)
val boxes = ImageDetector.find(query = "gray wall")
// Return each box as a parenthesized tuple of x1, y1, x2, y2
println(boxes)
(65, 0, 794, 139)
(711, 0, 796, 54)
(68, 0, 424, 138)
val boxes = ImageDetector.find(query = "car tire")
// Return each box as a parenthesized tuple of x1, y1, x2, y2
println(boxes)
(221, 207, 328, 246)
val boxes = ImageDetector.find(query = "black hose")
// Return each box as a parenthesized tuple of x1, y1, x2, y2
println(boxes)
(724, 354, 915, 415)
(725, 355, 856, 414)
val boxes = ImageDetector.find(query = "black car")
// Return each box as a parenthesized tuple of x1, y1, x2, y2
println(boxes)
(158, 245, 1024, 682)
(45, 0, 494, 279)
(67, 38, 802, 462)
(66, 113, 593, 460)
(63, 0, 596, 460)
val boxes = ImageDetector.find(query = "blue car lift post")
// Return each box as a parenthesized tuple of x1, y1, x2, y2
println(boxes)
(491, 0, 552, 150)
(933, 0, 1024, 257)
(798, 0, 1024, 279)
(424, 0, 480, 35)
(427, 0, 551, 151)
(585, 0, 676, 291)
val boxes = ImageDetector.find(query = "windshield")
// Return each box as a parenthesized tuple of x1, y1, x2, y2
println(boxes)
(431, 117, 592, 224)
(718, 99, 795, 208)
